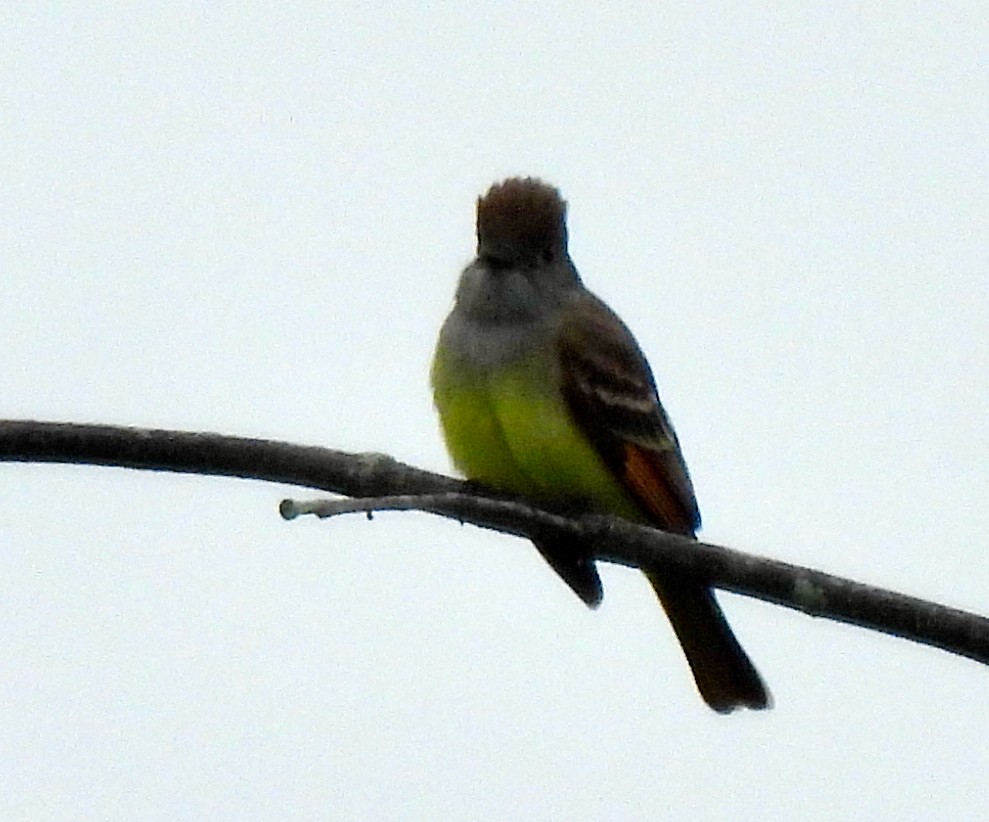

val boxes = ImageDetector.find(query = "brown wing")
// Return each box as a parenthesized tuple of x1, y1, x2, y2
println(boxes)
(558, 291, 769, 712)
(556, 292, 700, 535)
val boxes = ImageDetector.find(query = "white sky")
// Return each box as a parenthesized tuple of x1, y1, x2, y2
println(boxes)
(2, 4, 988, 820)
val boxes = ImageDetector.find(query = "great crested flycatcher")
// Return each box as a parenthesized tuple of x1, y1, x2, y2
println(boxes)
(431, 177, 769, 712)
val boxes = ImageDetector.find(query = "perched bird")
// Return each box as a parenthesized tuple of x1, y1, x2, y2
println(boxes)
(431, 177, 769, 712)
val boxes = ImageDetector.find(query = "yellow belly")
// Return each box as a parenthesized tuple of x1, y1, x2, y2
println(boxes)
(431, 349, 638, 518)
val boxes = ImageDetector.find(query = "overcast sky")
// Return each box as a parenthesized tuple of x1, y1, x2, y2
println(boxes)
(2, 4, 988, 820)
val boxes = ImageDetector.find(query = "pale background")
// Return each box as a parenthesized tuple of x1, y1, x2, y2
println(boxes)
(2, 4, 987, 820)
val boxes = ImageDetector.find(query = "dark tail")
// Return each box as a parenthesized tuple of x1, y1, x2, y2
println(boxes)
(646, 570, 770, 712)
(534, 537, 603, 608)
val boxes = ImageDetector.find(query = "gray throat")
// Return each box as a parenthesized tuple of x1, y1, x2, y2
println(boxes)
(439, 259, 577, 370)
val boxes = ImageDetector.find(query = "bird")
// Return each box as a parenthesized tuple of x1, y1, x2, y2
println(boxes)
(431, 177, 769, 712)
